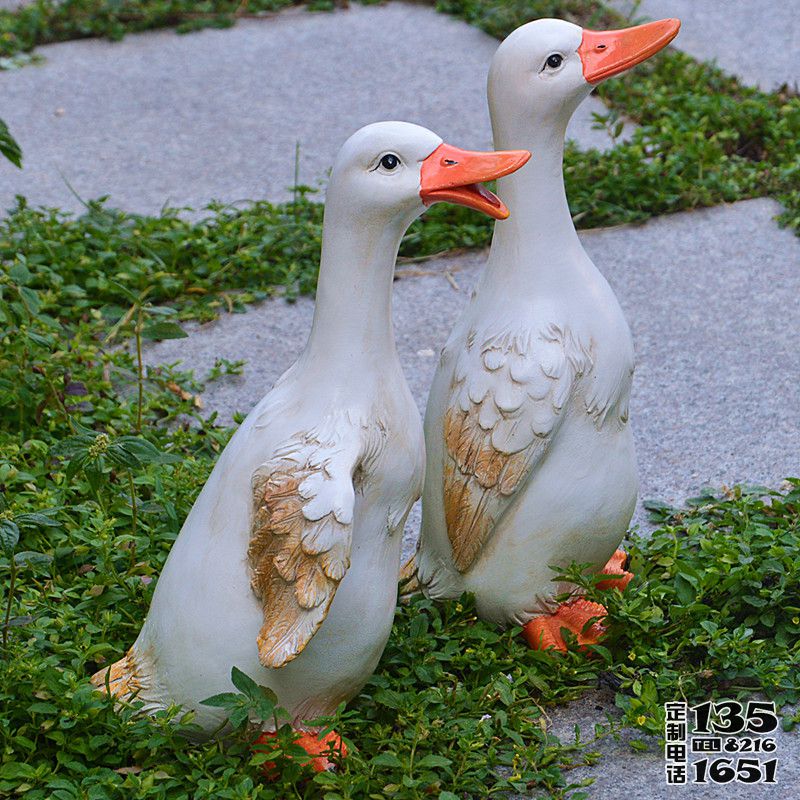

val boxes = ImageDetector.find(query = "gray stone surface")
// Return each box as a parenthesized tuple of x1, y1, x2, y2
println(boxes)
(0, 2, 627, 217)
(145, 198, 800, 553)
(609, 0, 799, 91)
(528, 689, 798, 799)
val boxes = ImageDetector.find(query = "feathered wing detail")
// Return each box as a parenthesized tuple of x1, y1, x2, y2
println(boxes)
(443, 324, 593, 573)
(249, 428, 361, 669)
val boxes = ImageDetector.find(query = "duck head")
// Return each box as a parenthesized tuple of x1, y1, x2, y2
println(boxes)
(488, 17, 680, 143)
(326, 121, 530, 229)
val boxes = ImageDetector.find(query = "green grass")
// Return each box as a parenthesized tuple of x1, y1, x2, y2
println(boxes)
(1, 1, 799, 798)
(0, 0, 307, 53)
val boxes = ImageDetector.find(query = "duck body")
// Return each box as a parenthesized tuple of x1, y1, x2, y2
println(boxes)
(128, 356, 423, 730)
(418, 233, 637, 625)
(92, 121, 530, 733)
(415, 17, 679, 627)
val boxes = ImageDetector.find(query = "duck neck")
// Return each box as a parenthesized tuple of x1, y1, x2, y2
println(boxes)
(485, 110, 589, 295)
(301, 201, 408, 377)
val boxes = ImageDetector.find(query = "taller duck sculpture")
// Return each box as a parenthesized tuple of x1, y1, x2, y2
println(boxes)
(413, 18, 680, 646)
(91, 122, 529, 754)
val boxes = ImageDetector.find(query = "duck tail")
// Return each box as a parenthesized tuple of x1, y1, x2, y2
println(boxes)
(90, 647, 144, 703)
(398, 553, 421, 603)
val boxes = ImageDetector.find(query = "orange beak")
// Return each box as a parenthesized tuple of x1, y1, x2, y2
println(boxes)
(578, 18, 680, 84)
(419, 143, 530, 220)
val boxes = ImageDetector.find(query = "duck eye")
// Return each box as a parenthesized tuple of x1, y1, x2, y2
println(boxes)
(380, 154, 400, 170)
(545, 53, 563, 69)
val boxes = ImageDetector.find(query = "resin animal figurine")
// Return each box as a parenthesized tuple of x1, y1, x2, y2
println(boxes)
(411, 18, 680, 649)
(91, 121, 530, 760)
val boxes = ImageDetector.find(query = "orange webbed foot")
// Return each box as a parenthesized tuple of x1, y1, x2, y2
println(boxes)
(254, 729, 348, 778)
(522, 598, 608, 652)
(522, 549, 633, 652)
(595, 548, 633, 591)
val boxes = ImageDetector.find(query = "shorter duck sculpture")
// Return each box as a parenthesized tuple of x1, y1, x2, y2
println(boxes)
(91, 121, 529, 765)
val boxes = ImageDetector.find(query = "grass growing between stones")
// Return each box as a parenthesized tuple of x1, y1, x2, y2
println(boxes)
(1, 219, 799, 798)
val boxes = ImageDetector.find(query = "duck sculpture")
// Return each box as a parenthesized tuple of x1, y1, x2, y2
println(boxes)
(91, 121, 529, 761)
(411, 18, 680, 649)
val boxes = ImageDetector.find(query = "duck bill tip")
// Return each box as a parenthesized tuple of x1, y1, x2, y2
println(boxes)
(419, 143, 529, 220)
(579, 17, 681, 84)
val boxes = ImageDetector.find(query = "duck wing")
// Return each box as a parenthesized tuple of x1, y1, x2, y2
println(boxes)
(442, 324, 592, 573)
(248, 428, 361, 669)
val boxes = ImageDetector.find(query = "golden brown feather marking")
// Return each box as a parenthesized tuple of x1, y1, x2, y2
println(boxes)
(443, 407, 530, 572)
(249, 456, 351, 670)
(442, 326, 593, 574)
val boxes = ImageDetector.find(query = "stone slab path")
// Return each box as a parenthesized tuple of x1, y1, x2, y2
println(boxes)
(0, 3, 627, 216)
(609, 0, 799, 91)
(145, 198, 800, 553)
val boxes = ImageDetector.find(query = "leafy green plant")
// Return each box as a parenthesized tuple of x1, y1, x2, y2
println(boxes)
(0, 117, 21, 167)
(0, 253, 77, 438)
(0, 501, 57, 649)
(104, 283, 188, 431)
(0, 197, 327, 324)
(552, 482, 800, 738)
(206, 357, 245, 382)
(0, 0, 302, 57)
(55, 421, 180, 556)
(201, 666, 287, 731)
(198, 666, 344, 785)
(590, 108, 626, 148)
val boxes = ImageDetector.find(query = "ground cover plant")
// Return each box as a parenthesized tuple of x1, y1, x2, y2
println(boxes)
(1, 0, 799, 798)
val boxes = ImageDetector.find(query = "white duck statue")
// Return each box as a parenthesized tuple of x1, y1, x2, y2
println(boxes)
(412, 18, 680, 650)
(91, 121, 529, 762)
